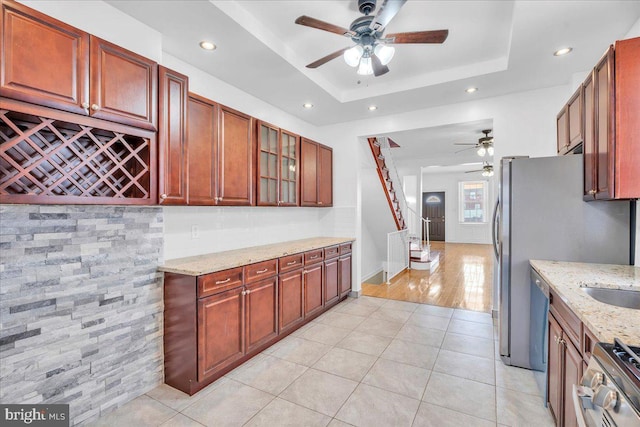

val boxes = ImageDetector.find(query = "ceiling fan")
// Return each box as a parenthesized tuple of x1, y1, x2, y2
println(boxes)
(465, 162, 494, 177)
(455, 129, 494, 157)
(295, 0, 449, 76)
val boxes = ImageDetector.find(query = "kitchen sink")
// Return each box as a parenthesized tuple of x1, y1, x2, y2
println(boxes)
(581, 287, 640, 310)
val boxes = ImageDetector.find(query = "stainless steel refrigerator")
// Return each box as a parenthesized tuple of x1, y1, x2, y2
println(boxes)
(493, 155, 631, 370)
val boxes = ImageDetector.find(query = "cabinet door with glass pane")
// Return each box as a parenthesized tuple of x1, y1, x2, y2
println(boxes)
(257, 121, 280, 206)
(279, 130, 299, 206)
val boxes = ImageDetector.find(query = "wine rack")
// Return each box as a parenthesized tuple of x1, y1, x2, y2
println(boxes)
(0, 106, 156, 204)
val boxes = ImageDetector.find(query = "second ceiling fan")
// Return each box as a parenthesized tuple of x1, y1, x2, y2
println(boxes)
(295, 0, 449, 76)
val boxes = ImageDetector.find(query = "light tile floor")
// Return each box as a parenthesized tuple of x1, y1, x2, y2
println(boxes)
(88, 296, 555, 427)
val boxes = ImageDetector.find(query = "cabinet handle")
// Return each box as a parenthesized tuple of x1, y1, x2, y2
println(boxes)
(160, 194, 167, 200)
(310, 255, 319, 259)
(286, 261, 297, 266)
(91, 104, 101, 111)
(215, 278, 231, 285)
(256, 268, 268, 274)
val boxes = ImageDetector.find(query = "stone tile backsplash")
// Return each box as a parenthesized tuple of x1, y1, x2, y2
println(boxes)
(0, 205, 164, 425)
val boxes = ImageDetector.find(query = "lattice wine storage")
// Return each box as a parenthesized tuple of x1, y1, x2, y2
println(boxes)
(0, 109, 156, 204)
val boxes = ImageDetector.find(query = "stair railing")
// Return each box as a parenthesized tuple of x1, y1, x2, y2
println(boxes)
(386, 229, 409, 284)
(378, 137, 408, 221)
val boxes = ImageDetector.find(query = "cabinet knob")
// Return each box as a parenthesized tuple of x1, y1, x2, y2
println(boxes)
(241, 290, 246, 296)
(81, 102, 90, 111)
(160, 194, 167, 200)
(91, 104, 101, 111)
(588, 190, 596, 195)
(318, 201, 323, 205)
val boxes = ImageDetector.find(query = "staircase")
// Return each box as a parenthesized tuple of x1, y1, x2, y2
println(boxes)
(367, 137, 440, 276)
(367, 137, 406, 231)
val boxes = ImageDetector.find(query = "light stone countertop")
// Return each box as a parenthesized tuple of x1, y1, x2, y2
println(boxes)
(530, 260, 640, 344)
(159, 237, 355, 276)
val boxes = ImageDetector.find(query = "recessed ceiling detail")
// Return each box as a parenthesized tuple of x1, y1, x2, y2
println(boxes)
(105, 1, 640, 126)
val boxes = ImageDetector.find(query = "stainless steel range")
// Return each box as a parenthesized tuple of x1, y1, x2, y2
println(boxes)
(574, 339, 640, 427)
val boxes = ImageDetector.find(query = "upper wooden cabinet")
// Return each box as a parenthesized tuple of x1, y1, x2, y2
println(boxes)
(257, 121, 280, 206)
(300, 138, 333, 207)
(583, 37, 640, 200)
(158, 66, 188, 205)
(556, 107, 569, 155)
(89, 36, 157, 131)
(0, 0, 89, 115)
(318, 145, 333, 206)
(256, 121, 300, 206)
(185, 95, 254, 206)
(0, 0, 157, 131)
(217, 105, 254, 206)
(556, 86, 583, 155)
(187, 93, 217, 205)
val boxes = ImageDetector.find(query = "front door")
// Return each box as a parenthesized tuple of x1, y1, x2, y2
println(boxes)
(422, 192, 445, 241)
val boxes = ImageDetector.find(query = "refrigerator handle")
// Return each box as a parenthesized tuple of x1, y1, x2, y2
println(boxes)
(492, 198, 500, 261)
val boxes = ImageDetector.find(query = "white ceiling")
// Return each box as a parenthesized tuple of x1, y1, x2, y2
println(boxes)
(107, 0, 640, 126)
(378, 119, 494, 172)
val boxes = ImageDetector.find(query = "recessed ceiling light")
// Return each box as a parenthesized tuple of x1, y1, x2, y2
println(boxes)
(199, 41, 216, 51)
(465, 87, 478, 93)
(368, 105, 378, 111)
(302, 103, 314, 109)
(553, 47, 572, 56)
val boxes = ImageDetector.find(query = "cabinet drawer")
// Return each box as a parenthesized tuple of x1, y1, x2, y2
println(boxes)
(324, 245, 339, 260)
(549, 288, 582, 350)
(198, 267, 243, 298)
(304, 249, 324, 265)
(244, 259, 277, 284)
(279, 253, 303, 273)
(339, 242, 352, 255)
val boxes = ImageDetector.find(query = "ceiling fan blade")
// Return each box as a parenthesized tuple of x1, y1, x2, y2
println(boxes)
(295, 16, 354, 37)
(306, 47, 350, 69)
(455, 147, 475, 154)
(369, 0, 407, 32)
(387, 30, 449, 44)
(371, 55, 390, 77)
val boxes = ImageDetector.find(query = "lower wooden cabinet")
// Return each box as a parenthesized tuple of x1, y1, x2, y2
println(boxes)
(163, 240, 353, 395)
(548, 313, 582, 427)
(198, 287, 244, 381)
(304, 263, 324, 317)
(278, 269, 304, 334)
(245, 277, 278, 353)
(324, 256, 339, 306)
(547, 285, 587, 427)
(338, 254, 352, 298)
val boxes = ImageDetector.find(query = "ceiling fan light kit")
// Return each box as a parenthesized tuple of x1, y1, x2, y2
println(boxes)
(295, 0, 448, 77)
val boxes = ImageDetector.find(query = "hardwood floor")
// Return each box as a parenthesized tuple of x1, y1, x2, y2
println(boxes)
(362, 241, 494, 313)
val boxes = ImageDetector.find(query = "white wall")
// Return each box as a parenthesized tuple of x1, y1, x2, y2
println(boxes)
(421, 172, 494, 244)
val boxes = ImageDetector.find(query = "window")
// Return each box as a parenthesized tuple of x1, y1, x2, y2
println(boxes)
(459, 181, 488, 223)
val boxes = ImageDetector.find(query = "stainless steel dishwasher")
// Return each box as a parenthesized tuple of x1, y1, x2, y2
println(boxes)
(530, 267, 549, 400)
